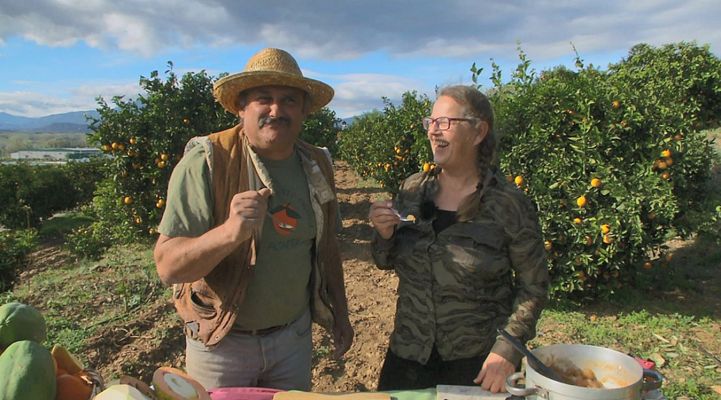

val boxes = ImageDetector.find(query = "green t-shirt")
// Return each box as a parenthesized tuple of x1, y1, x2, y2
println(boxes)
(158, 145, 314, 329)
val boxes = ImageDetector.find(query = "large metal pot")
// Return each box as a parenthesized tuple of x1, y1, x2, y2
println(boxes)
(506, 344, 663, 400)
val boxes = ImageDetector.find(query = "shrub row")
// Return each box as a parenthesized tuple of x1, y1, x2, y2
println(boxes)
(0, 159, 105, 230)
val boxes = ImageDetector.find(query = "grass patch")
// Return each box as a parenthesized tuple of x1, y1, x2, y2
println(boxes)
(3, 243, 170, 360)
(39, 210, 94, 241)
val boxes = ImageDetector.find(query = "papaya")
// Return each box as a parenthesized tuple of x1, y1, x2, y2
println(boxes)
(0, 340, 56, 400)
(0, 302, 47, 347)
(56, 373, 92, 400)
(51, 344, 85, 375)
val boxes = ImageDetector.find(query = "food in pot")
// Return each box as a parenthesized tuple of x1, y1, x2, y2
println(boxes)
(545, 356, 604, 388)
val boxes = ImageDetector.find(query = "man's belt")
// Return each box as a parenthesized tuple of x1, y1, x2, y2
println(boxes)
(233, 322, 290, 336)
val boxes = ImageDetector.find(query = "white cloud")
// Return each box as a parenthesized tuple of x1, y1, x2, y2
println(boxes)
(1, 0, 720, 117)
(1, 0, 718, 60)
(0, 82, 141, 117)
(328, 73, 429, 118)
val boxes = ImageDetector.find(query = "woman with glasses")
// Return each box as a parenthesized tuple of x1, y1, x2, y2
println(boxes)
(368, 85, 549, 393)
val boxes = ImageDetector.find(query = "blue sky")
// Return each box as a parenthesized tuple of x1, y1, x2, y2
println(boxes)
(1, 1, 720, 119)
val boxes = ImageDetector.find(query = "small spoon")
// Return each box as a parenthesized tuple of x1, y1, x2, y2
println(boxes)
(392, 209, 416, 222)
(497, 329, 569, 384)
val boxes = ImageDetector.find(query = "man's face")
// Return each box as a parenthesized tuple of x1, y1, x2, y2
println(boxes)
(239, 86, 307, 160)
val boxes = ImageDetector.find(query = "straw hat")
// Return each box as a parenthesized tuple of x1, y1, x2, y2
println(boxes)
(213, 48, 334, 115)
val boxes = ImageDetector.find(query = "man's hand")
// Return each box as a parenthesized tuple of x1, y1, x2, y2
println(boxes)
(223, 188, 272, 244)
(369, 200, 400, 240)
(332, 315, 354, 359)
(473, 352, 515, 393)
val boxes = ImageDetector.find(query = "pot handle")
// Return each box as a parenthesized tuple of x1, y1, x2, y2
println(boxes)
(506, 371, 538, 398)
(642, 368, 664, 391)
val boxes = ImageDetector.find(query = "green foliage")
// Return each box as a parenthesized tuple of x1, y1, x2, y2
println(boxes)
(0, 132, 88, 158)
(62, 158, 107, 206)
(84, 63, 236, 244)
(0, 230, 37, 292)
(300, 107, 342, 155)
(65, 180, 148, 259)
(0, 164, 78, 229)
(608, 42, 721, 130)
(338, 92, 432, 192)
(484, 43, 721, 298)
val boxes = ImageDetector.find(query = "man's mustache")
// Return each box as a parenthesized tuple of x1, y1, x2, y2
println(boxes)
(258, 116, 291, 128)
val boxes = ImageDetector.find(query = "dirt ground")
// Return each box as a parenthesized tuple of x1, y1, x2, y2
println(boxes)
(310, 161, 398, 392)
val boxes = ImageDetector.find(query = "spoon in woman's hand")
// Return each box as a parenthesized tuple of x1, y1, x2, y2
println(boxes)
(392, 209, 416, 223)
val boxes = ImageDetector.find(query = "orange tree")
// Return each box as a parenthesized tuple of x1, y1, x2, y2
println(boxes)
(338, 92, 432, 192)
(486, 43, 721, 297)
(70, 63, 341, 258)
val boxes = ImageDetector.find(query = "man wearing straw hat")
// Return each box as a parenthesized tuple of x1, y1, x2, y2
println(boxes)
(154, 48, 354, 390)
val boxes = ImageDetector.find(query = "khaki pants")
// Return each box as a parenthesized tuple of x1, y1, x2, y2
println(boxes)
(185, 309, 312, 390)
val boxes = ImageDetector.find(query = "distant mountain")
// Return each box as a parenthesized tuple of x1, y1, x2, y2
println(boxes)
(0, 110, 99, 133)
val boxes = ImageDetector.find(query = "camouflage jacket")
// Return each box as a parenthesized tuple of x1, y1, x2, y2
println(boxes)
(371, 169, 549, 366)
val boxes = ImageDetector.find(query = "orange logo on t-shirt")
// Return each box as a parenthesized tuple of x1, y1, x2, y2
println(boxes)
(269, 203, 300, 236)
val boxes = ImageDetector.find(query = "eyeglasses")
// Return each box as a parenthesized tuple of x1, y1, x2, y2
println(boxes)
(422, 116, 478, 130)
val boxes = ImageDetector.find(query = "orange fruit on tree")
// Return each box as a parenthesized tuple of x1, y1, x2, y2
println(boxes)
(611, 100, 621, 109)
(573, 217, 582, 225)
(660, 171, 671, 180)
(590, 178, 602, 188)
(160, 153, 170, 161)
(602, 234, 614, 244)
(129, 136, 137, 145)
(56, 373, 92, 400)
(656, 160, 668, 170)
(600, 224, 610, 234)
(664, 157, 673, 166)
(576, 195, 587, 208)
(123, 196, 133, 205)
(422, 163, 431, 173)
(156, 199, 166, 208)
(157, 160, 167, 169)
(543, 240, 552, 251)
(514, 175, 524, 186)
(643, 261, 653, 270)
(660, 149, 671, 158)
(101, 144, 111, 152)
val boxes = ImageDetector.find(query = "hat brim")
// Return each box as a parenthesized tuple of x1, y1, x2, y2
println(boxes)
(213, 71, 334, 115)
